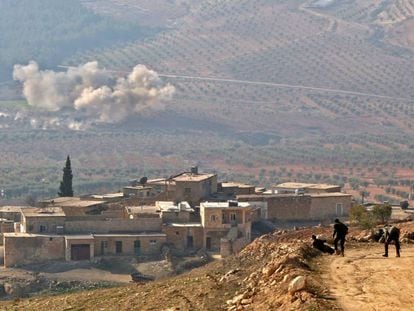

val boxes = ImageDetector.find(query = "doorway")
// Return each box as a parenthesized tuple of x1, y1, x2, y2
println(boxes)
(206, 237, 212, 250)
(71, 244, 90, 260)
(134, 240, 141, 255)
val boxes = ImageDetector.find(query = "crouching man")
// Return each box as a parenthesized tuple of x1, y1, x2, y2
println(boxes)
(312, 234, 335, 255)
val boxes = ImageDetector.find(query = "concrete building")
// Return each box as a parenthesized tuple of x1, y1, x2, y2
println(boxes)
(146, 168, 218, 206)
(174, 172, 217, 206)
(200, 201, 252, 256)
(3, 232, 166, 267)
(238, 192, 353, 222)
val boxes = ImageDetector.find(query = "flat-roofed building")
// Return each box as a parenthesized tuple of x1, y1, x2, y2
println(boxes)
(237, 194, 312, 221)
(200, 201, 252, 255)
(3, 232, 166, 267)
(174, 172, 217, 206)
(273, 182, 342, 194)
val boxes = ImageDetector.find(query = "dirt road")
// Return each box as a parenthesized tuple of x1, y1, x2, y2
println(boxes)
(322, 243, 414, 311)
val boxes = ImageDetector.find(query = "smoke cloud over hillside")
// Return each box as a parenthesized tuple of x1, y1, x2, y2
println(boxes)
(13, 61, 175, 123)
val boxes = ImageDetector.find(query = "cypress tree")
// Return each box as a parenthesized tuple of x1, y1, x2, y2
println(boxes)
(58, 155, 74, 197)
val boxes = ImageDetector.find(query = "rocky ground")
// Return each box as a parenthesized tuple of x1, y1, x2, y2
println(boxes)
(3, 222, 414, 310)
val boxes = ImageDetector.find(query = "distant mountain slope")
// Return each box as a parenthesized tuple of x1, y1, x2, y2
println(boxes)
(66, 0, 414, 135)
(0, 0, 157, 82)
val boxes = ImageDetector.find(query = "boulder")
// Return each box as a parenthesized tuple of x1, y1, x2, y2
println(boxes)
(288, 276, 306, 295)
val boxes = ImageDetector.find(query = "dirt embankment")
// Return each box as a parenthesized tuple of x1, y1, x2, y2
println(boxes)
(4, 222, 414, 310)
(2, 228, 336, 310)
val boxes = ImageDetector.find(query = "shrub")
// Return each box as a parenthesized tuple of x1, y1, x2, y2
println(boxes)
(349, 204, 375, 229)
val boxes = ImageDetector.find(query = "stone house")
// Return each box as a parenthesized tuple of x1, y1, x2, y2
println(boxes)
(237, 194, 312, 221)
(4, 232, 166, 267)
(238, 192, 353, 222)
(200, 201, 252, 256)
(146, 168, 218, 206)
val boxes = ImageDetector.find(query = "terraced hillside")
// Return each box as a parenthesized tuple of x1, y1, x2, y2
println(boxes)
(3, 0, 414, 201)
(67, 0, 414, 132)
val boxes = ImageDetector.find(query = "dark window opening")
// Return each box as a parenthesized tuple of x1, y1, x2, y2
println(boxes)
(115, 241, 123, 254)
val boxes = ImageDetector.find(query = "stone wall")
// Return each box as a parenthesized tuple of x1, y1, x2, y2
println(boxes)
(162, 226, 204, 250)
(4, 234, 65, 267)
(23, 216, 66, 234)
(161, 211, 191, 224)
(220, 237, 249, 258)
(309, 195, 352, 220)
(94, 235, 166, 256)
(64, 218, 162, 234)
(238, 195, 312, 220)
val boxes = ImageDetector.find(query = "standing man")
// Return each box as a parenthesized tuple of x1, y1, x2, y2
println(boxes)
(333, 218, 348, 257)
(382, 224, 400, 257)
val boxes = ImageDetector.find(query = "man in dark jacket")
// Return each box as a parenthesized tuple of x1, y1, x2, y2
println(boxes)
(312, 235, 335, 254)
(381, 225, 400, 257)
(333, 218, 348, 257)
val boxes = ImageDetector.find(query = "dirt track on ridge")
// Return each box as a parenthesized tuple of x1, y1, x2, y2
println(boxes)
(322, 243, 414, 311)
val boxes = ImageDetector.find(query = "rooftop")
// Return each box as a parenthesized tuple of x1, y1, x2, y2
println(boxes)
(200, 201, 251, 209)
(126, 205, 159, 214)
(89, 193, 125, 199)
(123, 186, 152, 190)
(41, 197, 106, 208)
(0, 206, 31, 213)
(166, 223, 203, 227)
(237, 194, 311, 199)
(21, 207, 66, 217)
(173, 172, 216, 182)
(156, 201, 194, 212)
(274, 182, 340, 190)
(309, 192, 352, 198)
(221, 182, 254, 189)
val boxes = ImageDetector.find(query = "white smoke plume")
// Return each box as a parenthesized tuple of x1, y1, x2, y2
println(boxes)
(13, 61, 175, 123)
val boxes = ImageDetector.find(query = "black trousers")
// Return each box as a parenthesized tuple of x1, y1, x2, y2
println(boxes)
(385, 234, 400, 256)
(334, 236, 345, 253)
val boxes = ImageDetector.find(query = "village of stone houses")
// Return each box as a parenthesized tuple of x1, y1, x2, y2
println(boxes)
(0, 164, 354, 266)
(2, 159, 414, 310)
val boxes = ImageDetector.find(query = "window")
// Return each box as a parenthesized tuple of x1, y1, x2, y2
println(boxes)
(230, 213, 236, 221)
(39, 225, 47, 233)
(184, 188, 191, 195)
(176, 231, 180, 235)
(336, 203, 343, 216)
(210, 215, 217, 222)
(149, 240, 157, 245)
(102, 241, 108, 248)
(115, 241, 123, 254)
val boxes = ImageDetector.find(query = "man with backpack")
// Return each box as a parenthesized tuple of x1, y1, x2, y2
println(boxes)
(381, 224, 400, 258)
(333, 218, 348, 257)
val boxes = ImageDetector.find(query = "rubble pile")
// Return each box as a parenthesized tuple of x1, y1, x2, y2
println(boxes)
(221, 232, 329, 310)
